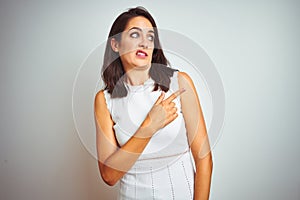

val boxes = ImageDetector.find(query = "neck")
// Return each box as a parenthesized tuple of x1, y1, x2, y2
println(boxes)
(125, 67, 151, 86)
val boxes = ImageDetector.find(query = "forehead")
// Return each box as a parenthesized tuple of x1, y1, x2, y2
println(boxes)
(124, 16, 154, 31)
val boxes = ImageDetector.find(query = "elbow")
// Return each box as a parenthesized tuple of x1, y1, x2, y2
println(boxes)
(195, 152, 213, 173)
(203, 153, 213, 173)
(102, 176, 118, 186)
(99, 164, 118, 186)
(101, 171, 118, 186)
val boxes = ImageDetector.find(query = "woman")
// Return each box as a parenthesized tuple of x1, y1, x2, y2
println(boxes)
(94, 6, 213, 200)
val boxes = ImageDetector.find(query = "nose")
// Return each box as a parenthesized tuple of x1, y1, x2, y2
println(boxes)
(138, 35, 149, 49)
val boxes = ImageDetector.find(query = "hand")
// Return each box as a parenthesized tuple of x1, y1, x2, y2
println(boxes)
(142, 88, 186, 135)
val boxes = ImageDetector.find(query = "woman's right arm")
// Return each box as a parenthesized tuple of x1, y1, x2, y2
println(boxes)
(94, 89, 184, 186)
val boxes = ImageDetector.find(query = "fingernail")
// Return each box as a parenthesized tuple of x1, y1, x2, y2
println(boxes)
(180, 88, 186, 93)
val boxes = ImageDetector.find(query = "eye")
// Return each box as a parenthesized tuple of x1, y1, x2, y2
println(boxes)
(147, 35, 155, 41)
(130, 32, 139, 38)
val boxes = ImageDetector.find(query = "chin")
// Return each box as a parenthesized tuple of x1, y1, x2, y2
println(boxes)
(135, 63, 151, 70)
(133, 61, 151, 69)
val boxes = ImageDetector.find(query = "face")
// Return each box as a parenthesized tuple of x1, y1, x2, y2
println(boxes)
(112, 16, 155, 71)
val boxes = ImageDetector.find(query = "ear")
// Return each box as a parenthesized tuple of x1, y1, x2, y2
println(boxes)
(110, 38, 119, 52)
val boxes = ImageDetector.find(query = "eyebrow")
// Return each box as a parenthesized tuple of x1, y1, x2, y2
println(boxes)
(128, 27, 155, 34)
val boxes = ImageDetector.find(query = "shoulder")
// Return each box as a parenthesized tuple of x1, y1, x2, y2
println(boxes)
(94, 90, 115, 135)
(178, 71, 191, 79)
(94, 90, 108, 110)
(177, 71, 199, 104)
(95, 89, 105, 102)
(177, 71, 196, 88)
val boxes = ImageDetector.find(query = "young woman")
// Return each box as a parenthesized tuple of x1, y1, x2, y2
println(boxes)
(94, 6, 213, 200)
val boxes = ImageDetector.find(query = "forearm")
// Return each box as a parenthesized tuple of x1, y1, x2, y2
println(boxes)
(194, 153, 213, 200)
(100, 118, 155, 185)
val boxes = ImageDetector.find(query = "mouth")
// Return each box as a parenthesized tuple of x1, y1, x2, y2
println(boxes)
(136, 50, 148, 58)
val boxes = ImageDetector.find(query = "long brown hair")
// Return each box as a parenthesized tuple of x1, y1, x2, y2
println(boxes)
(102, 6, 177, 98)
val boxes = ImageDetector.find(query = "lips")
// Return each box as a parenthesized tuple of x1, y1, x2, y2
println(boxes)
(136, 50, 148, 57)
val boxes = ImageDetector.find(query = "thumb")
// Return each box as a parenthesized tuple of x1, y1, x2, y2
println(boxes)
(154, 92, 165, 105)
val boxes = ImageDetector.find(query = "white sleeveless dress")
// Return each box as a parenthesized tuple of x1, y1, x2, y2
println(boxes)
(103, 71, 195, 200)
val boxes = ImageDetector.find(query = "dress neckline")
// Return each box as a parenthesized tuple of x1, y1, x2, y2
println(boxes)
(124, 77, 155, 93)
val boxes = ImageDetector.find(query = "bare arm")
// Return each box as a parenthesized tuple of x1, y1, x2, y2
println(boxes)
(178, 72, 213, 200)
(94, 89, 184, 186)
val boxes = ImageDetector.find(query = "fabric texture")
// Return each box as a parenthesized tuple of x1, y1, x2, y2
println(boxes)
(103, 70, 195, 200)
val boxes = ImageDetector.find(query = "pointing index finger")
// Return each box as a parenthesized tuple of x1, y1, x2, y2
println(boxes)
(164, 88, 186, 103)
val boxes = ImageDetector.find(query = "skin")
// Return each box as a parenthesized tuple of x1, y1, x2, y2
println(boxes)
(111, 16, 155, 86)
(94, 16, 213, 200)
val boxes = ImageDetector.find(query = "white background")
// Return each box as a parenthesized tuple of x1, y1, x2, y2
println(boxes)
(0, 0, 299, 199)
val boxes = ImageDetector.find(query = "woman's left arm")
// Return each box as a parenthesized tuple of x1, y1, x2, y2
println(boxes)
(178, 72, 213, 200)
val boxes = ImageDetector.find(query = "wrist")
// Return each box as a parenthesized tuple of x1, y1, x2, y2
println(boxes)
(138, 115, 157, 138)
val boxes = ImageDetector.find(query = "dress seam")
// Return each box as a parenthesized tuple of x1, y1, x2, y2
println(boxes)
(135, 167, 137, 199)
(167, 164, 175, 200)
(181, 160, 193, 200)
(150, 167, 155, 200)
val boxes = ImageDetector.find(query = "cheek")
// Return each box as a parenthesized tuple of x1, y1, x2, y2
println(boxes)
(148, 50, 154, 59)
(120, 40, 139, 54)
